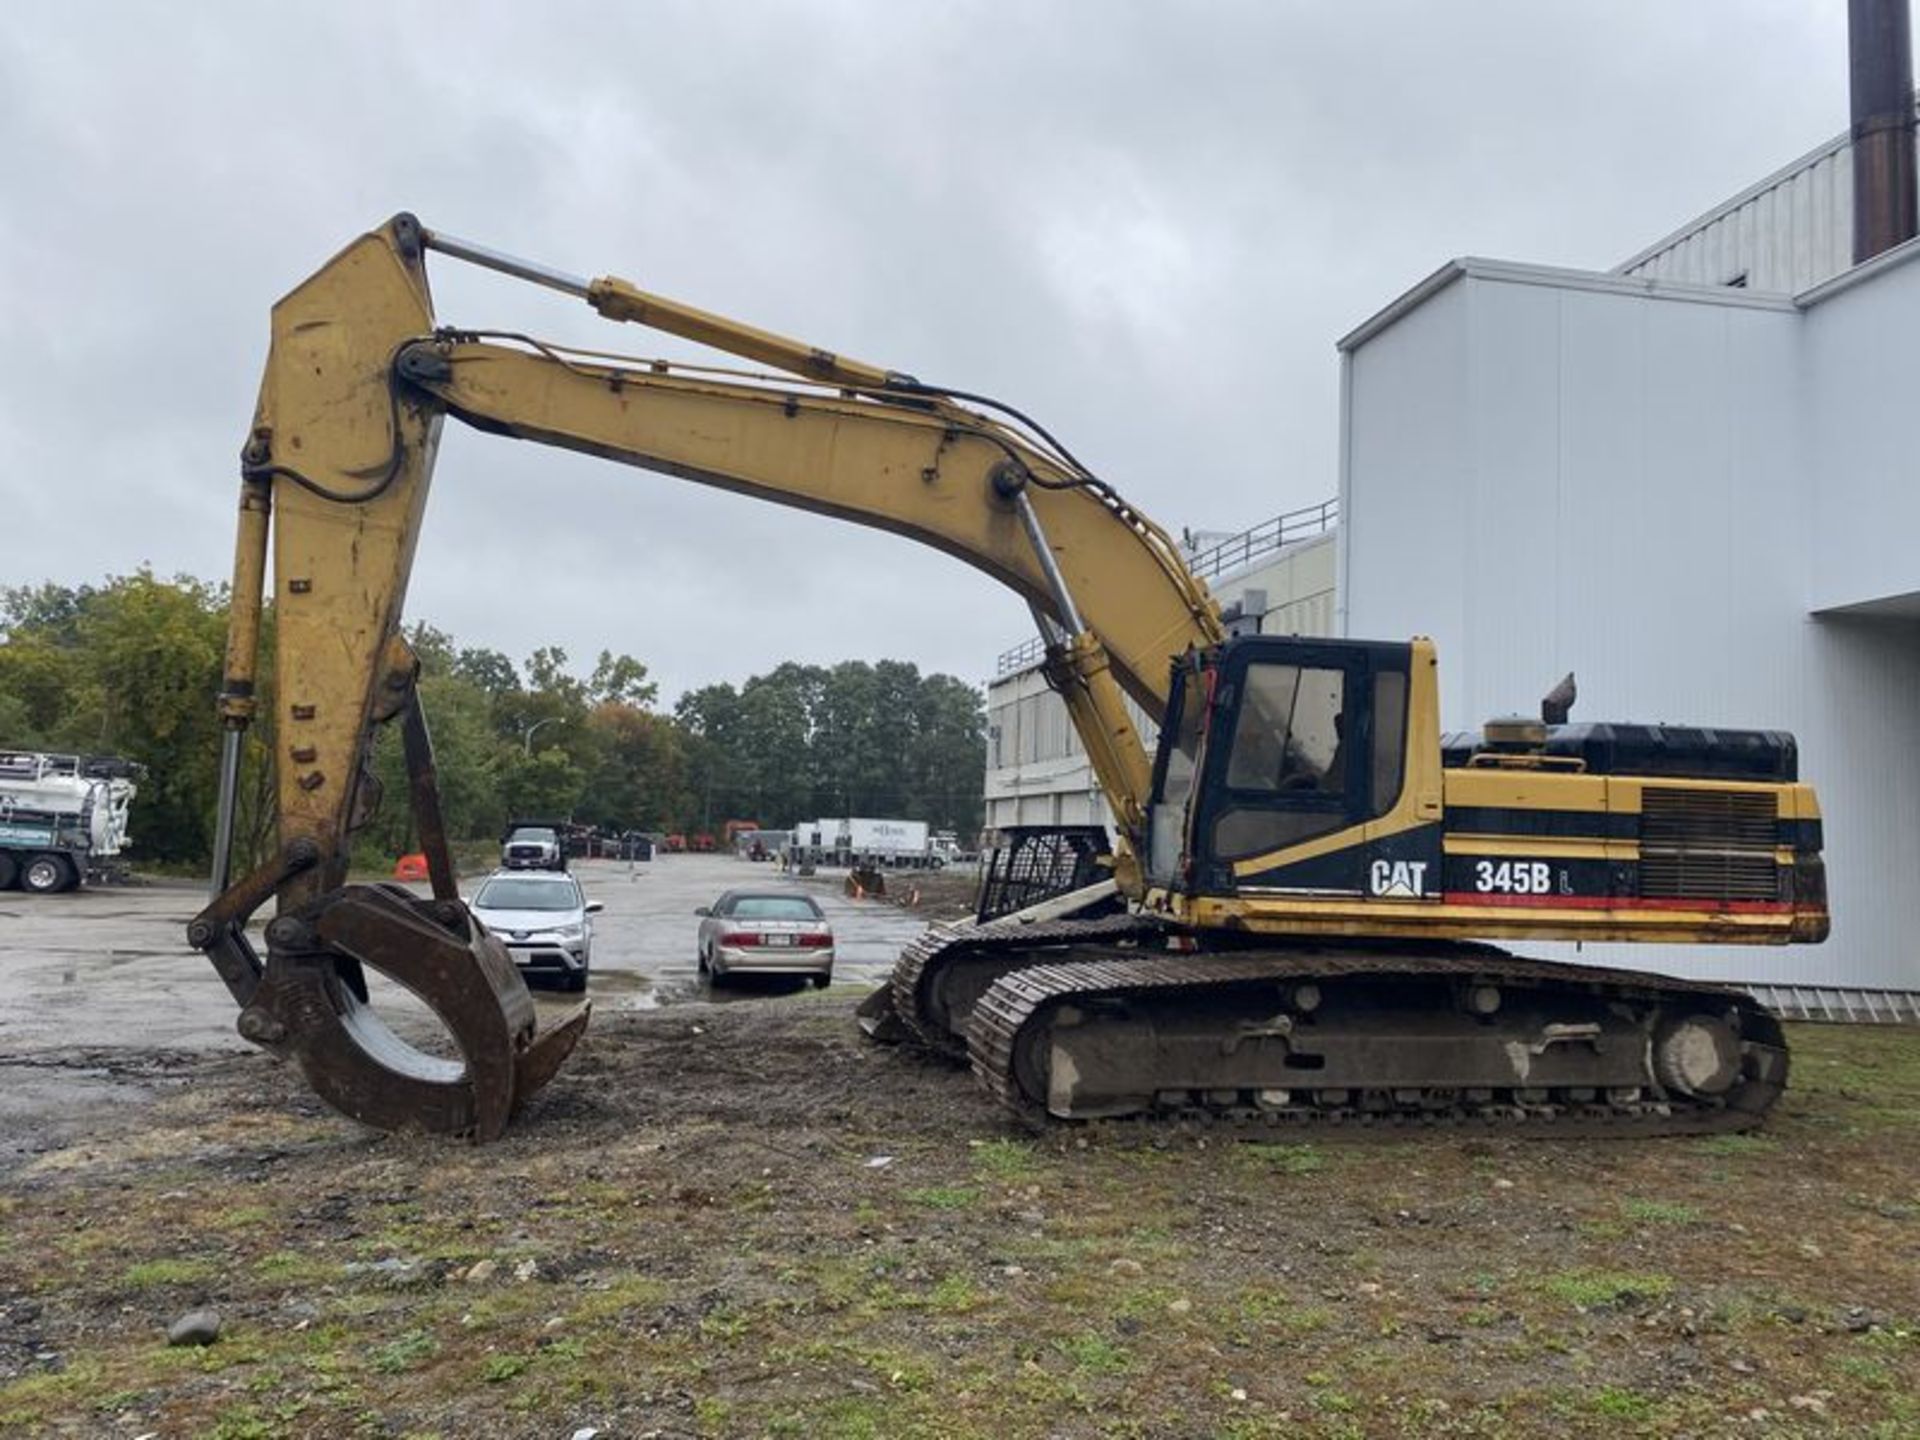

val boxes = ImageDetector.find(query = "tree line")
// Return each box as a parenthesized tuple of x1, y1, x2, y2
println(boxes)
(0, 573, 986, 871)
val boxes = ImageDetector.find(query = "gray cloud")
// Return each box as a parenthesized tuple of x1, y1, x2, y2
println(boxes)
(0, 1, 1846, 701)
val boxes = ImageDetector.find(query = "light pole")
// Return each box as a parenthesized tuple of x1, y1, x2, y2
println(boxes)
(523, 716, 560, 755)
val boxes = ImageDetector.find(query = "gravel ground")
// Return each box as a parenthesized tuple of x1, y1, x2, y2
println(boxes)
(1, 986, 1917, 1438)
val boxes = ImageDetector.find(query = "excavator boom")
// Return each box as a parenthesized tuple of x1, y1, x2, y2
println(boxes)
(189, 214, 1221, 1137)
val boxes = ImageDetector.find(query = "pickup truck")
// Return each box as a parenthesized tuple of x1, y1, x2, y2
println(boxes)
(500, 819, 568, 871)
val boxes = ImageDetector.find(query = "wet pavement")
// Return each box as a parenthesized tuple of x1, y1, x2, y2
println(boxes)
(0, 854, 930, 1055)
(0, 854, 933, 1162)
(558, 853, 932, 1013)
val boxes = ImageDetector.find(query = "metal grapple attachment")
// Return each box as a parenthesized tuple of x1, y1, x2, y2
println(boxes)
(190, 862, 587, 1139)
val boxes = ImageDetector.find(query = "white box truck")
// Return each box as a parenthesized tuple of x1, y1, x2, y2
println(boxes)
(0, 750, 140, 892)
(845, 817, 931, 867)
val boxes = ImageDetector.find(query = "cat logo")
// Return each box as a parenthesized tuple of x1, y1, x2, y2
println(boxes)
(1368, 859, 1429, 898)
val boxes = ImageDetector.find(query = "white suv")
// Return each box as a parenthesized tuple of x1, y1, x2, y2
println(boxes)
(469, 869, 601, 992)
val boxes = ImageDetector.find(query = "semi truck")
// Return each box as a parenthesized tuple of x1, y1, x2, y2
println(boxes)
(0, 750, 140, 892)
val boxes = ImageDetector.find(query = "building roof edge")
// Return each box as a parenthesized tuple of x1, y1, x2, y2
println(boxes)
(1795, 231, 1920, 307)
(1339, 256, 1800, 353)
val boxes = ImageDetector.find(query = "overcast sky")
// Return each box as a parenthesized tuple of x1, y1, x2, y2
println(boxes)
(0, 2, 1850, 706)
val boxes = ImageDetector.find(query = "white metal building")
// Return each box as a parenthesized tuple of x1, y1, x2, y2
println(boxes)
(1338, 137, 1920, 1004)
(982, 502, 1337, 841)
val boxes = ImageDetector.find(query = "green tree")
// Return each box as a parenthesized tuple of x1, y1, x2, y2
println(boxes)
(581, 702, 691, 830)
(499, 746, 586, 820)
(589, 650, 657, 708)
(910, 673, 987, 835)
(453, 646, 519, 698)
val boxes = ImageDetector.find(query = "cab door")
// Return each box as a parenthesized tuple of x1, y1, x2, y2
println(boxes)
(1198, 643, 1368, 894)
(1183, 639, 1427, 897)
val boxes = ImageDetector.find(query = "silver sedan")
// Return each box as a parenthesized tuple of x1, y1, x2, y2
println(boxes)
(695, 889, 834, 988)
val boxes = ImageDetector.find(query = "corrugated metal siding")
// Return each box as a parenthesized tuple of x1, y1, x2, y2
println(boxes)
(1341, 261, 1920, 993)
(1616, 116, 1918, 295)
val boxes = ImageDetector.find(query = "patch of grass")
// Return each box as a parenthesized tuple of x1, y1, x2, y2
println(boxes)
(207, 1410, 274, 1440)
(1542, 1268, 1674, 1309)
(1620, 1197, 1702, 1225)
(699, 1307, 750, 1341)
(540, 1336, 588, 1363)
(372, 1330, 438, 1374)
(1696, 1132, 1778, 1157)
(481, 1354, 530, 1383)
(970, 1137, 1039, 1179)
(1860, 1321, 1919, 1351)
(123, 1257, 216, 1289)
(1284, 1305, 1334, 1335)
(1057, 1331, 1130, 1374)
(254, 1249, 335, 1284)
(1576, 1217, 1629, 1241)
(0, 1359, 108, 1429)
(1835, 1354, 1892, 1388)
(795, 1340, 932, 1392)
(803, 1395, 892, 1439)
(1586, 1386, 1657, 1420)
(926, 1273, 984, 1313)
(1235, 1288, 1291, 1325)
(565, 1271, 668, 1326)
(1237, 1141, 1327, 1175)
(904, 1185, 978, 1211)
(218, 1204, 275, 1229)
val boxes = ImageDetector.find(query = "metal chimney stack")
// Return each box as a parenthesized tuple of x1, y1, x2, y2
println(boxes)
(1851, 0, 1919, 263)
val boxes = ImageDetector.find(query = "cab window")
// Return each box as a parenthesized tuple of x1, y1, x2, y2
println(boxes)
(1156, 667, 1209, 808)
(1370, 669, 1407, 813)
(1223, 665, 1345, 794)
(1212, 664, 1350, 859)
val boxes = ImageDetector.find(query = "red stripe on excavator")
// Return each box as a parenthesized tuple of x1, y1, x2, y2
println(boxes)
(1442, 892, 1792, 914)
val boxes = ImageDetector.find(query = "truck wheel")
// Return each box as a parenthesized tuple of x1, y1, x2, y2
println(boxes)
(21, 853, 74, 894)
(0, 854, 16, 889)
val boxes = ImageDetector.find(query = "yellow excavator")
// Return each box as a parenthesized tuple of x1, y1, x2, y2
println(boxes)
(189, 214, 1828, 1140)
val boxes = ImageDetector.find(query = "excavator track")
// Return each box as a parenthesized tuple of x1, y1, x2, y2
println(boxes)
(967, 947, 1788, 1138)
(885, 914, 1165, 1057)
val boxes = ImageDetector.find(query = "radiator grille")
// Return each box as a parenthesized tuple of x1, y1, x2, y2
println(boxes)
(1639, 787, 1781, 902)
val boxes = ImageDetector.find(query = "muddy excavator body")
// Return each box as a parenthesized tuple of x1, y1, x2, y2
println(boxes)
(880, 636, 1824, 1133)
(196, 215, 1828, 1140)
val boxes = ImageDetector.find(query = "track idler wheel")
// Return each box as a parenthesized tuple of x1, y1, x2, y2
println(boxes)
(231, 884, 587, 1139)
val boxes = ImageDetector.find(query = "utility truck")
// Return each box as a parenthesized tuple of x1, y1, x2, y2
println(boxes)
(0, 750, 140, 892)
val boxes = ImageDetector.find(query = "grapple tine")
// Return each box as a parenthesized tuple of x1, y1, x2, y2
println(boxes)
(514, 999, 592, 1113)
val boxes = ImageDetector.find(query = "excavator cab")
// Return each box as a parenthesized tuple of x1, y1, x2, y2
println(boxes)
(1147, 637, 1435, 903)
